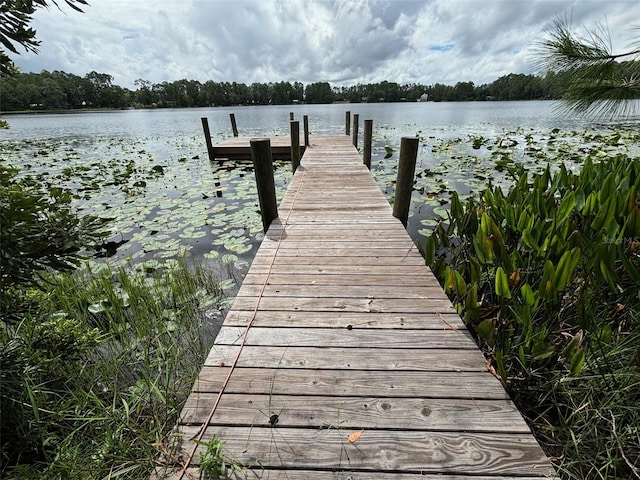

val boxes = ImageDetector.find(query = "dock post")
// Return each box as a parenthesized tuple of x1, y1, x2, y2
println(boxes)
(230, 113, 239, 137)
(250, 138, 278, 232)
(345, 111, 351, 136)
(290, 120, 301, 173)
(393, 137, 419, 227)
(352, 113, 359, 148)
(303, 115, 310, 146)
(289, 112, 294, 121)
(201, 117, 214, 161)
(363, 119, 373, 169)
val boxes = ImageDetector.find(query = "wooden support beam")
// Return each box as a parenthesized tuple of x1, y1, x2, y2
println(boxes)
(393, 136, 419, 227)
(303, 115, 310, 147)
(345, 111, 351, 136)
(363, 119, 373, 169)
(290, 120, 301, 173)
(352, 113, 359, 148)
(250, 138, 278, 231)
(201, 117, 214, 161)
(230, 113, 238, 137)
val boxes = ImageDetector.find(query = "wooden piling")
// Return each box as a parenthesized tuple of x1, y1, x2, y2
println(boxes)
(201, 117, 214, 161)
(230, 113, 239, 137)
(303, 115, 310, 147)
(392, 137, 419, 227)
(290, 121, 301, 173)
(352, 113, 359, 148)
(363, 119, 373, 169)
(289, 112, 294, 121)
(345, 111, 351, 136)
(250, 138, 278, 231)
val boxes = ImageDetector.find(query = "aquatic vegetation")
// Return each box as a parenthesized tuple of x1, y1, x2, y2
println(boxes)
(1, 134, 292, 270)
(425, 153, 640, 479)
(370, 126, 640, 242)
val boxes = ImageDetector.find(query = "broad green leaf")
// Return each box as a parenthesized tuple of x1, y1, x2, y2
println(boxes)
(555, 191, 575, 228)
(465, 283, 480, 310)
(520, 283, 538, 308)
(452, 270, 467, 296)
(553, 247, 581, 291)
(424, 236, 436, 265)
(569, 348, 585, 374)
(477, 319, 495, 347)
(495, 267, 512, 299)
(521, 227, 540, 253)
(590, 196, 616, 231)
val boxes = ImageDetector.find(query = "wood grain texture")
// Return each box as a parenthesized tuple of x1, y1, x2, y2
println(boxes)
(167, 135, 556, 478)
(204, 345, 488, 371)
(191, 367, 509, 399)
(214, 326, 476, 349)
(180, 393, 532, 433)
(221, 310, 467, 330)
(176, 426, 555, 476)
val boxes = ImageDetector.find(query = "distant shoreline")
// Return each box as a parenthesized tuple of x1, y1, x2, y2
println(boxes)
(1, 98, 556, 116)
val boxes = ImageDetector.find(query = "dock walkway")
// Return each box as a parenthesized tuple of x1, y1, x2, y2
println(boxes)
(207, 135, 305, 160)
(165, 135, 555, 479)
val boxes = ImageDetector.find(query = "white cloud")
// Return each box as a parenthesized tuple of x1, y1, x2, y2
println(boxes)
(12, 0, 640, 89)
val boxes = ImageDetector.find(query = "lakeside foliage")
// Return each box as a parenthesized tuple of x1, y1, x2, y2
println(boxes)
(426, 150, 640, 478)
(0, 163, 226, 477)
(3, 113, 640, 477)
(0, 68, 594, 112)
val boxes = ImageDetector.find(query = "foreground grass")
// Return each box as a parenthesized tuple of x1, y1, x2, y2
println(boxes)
(0, 261, 224, 479)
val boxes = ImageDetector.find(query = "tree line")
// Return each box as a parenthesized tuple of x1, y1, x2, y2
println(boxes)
(0, 65, 635, 112)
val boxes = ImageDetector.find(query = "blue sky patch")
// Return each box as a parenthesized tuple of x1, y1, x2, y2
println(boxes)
(427, 43, 454, 52)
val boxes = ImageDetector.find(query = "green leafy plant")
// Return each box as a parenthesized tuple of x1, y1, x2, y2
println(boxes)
(425, 154, 640, 478)
(0, 261, 223, 478)
(197, 436, 245, 479)
(0, 165, 107, 322)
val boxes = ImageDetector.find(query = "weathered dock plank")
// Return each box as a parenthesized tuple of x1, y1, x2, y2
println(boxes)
(210, 135, 305, 160)
(157, 134, 556, 479)
(177, 426, 552, 476)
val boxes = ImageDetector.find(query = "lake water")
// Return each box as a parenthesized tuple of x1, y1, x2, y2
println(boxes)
(2, 100, 591, 141)
(2, 101, 638, 280)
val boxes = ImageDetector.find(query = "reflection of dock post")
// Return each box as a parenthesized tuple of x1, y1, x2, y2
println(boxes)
(363, 119, 373, 169)
(352, 113, 359, 148)
(303, 115, 309, 147)
(393, 137, 419, 227)
(230, 113, 239, 137)
(201, 117, 214, 161)
(290, 121, 301, 173)
(345, 111, 351, 136)
(250, 138, 278, 232)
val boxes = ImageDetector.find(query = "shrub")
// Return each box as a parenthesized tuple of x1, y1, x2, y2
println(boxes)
(426, 155, 640, 478)
(0, 164, 107, 323)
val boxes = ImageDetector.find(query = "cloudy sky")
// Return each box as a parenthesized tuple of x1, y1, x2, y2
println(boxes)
(14, 0, 640, 89)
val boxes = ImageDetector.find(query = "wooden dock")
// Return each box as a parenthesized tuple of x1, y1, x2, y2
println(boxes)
(161, 135, 556, 479)
(207, 135, 306, 160)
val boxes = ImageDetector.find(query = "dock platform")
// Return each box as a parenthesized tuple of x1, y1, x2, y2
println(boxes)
(161, 135, 555, 479)
(207, 136, 306, 160)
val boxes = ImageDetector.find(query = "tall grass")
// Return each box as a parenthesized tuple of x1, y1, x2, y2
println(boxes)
(0, 261, 224, 479)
